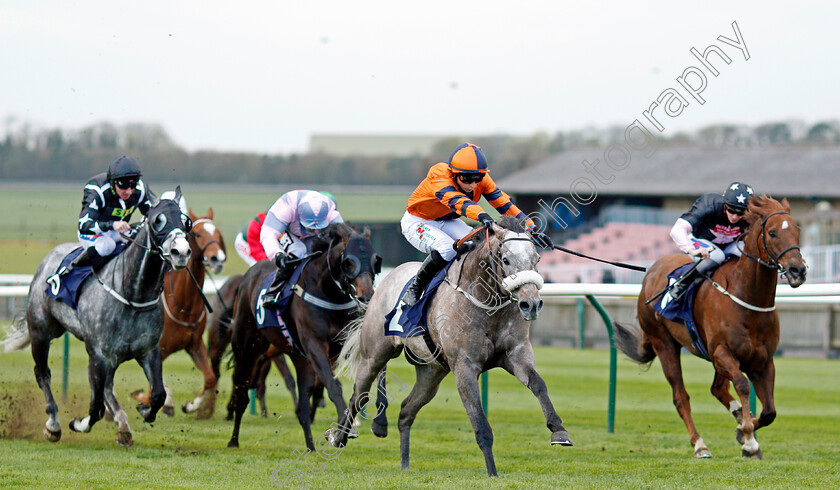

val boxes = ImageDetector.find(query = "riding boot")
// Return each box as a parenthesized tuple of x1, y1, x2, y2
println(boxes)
(401, 250, 448, 307)
(263, 259, 296, 308)
(670, 258, 716, 301)
(58, 247, 101, 277)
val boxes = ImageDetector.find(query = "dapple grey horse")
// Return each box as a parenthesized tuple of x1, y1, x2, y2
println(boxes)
(5, 188, 191, 447)
(334, 217, 572, 477)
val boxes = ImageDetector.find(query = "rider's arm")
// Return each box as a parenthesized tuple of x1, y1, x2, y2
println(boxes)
(78, 182, 109, 235)
(670, 218, 696, 253)
(260, 218, 288, 259)
(480, 175, 535, 228)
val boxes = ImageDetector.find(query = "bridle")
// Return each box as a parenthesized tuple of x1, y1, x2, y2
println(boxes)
(325, 234, 379, 300)
(738, 211, 800, 274)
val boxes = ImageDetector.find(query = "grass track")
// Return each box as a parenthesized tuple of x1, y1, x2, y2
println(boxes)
(1, 338, 838, 488)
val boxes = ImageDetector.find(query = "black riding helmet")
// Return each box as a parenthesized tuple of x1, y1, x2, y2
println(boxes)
(107, 156, 142, 181)
(722, 181, 754, 210)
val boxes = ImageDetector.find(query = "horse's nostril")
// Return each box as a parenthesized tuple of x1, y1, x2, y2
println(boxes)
(519, 300, 529, 311)
(538, 300, 544, 310)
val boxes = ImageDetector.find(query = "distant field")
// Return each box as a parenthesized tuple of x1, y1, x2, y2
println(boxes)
(0, 182, 410, 275)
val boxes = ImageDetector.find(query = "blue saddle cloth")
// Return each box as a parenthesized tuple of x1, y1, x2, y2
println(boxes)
(45, 244, 125, 310)
(383, 262, 453, 337)
(255, 260, 308, 356)
(651, 262, 710, 361)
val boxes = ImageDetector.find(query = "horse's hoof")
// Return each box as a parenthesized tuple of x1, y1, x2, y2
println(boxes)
(224, 413, 233, 421)
(195, 407, 213, 420)
(735, 427, 745, 445)
(227, 439, 239, 448)
(550, 430, 573, 446)
(162, 406, 175, 417)
(694, 447, 713, 458)
(181, 403, 190, 414)
(68, 418, 81, 433)
(371, 421, 388, 438)
(742, 448, 763, 459)
(43, 427, 61, 442)
(117, 431, 134, 447)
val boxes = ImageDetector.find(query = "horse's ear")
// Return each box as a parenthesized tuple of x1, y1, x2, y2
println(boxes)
(489, 223, 503, 237)
(174, 185, 182, 203)
(362, 225, 371, 239)
(780, 198, 791, 212)
(207, 207, 214, 220)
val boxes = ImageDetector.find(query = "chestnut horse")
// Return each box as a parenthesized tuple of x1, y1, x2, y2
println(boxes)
(226, 222, 380, 451)
(132, 208, 227, 416)
(614, 195, 807, 459)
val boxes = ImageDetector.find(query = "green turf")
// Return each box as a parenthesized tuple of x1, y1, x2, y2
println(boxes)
(1, 336, 838, 488)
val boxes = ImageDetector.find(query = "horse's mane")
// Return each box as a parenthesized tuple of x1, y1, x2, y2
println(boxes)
(309, 222, 359, 253)
(471, 216, 529, 245)
(745, 195, 789, 225)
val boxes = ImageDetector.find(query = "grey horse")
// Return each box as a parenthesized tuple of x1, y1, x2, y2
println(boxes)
(6, 188, 191, 447)
(333, 217, 572, 477)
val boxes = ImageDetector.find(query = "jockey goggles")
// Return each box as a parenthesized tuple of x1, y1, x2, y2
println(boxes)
(724, 204, 746, 216)
(114, 177, 139, 189)
(456, 173, 485, 184)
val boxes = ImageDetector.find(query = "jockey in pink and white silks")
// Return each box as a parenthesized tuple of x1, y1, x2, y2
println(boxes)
(260, 190, 343, 306)
(667, 181, 753, 300)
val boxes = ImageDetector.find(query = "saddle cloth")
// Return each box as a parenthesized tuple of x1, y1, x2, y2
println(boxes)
(45, 244, 125, 311)
(255, 260, 309, 356)
(383, 262, 453, 337)
(651, 262, 710, 361)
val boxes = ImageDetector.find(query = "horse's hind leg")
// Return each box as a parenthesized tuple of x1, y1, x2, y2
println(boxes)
(371, 370, 389, 438)
(254, 355, 272, 417)
(501, 345, 572, 446)
(31, 332, 61, 442)
(653, 336, 710, 458)
(397, 365, 449, 472)
(273, 354, 298, 407)
(102, 370, 133, 447)
(69, 354, 108, 434)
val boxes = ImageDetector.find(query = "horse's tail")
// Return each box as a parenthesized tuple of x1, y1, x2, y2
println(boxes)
(2, 314, 31, 353)
(335, 316, 366, 381)
(613, 321, 655, 366)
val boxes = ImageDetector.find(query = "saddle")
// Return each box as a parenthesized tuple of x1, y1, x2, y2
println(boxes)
(652, 262, 710, 360)
(45, 245, 125, 310)
(254, 260, 309, 356)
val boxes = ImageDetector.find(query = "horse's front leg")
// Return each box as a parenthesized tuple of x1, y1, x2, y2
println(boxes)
(397, 363, 449, 471)
(182, 338, 217, 416)
(712, 345, 762, 459)
(749, 360, 777, 432)
(136, 347, 166, 423)
(501, 344, 572, 446)
(303, 340, 348, 427)
(711, 371, 743, 425)
(451, 361, 497, 477)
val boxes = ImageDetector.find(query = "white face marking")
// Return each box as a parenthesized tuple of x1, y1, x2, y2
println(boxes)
(202, 222, 217, 235)
(217, 250, 226, 262)
(781, 220, 789, 230)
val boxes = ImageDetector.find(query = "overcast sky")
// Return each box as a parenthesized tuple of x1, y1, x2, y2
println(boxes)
(2, 1, 837, 154)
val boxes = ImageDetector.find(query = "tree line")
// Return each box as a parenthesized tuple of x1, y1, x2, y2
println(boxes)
(2, 119, 838, 185)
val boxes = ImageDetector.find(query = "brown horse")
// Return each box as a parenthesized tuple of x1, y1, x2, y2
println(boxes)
(226, 222, 380, 451)
(204, 274, 300, 419)
(614, 195, 807, 459)
(132, 208, 227, 416)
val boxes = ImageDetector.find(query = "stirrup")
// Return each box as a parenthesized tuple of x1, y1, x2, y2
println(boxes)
(401, 283, 422, 307)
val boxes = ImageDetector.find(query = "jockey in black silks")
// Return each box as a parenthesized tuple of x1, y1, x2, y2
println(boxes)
(57, 156, 156, 277)
(667, 181, 753, 301)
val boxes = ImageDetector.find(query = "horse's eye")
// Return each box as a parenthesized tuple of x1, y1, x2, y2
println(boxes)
(502, 257, 510, 266)
(769, 230, 777, 238)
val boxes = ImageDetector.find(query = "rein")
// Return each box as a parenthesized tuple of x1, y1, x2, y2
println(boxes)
(94, 220, 162, 311)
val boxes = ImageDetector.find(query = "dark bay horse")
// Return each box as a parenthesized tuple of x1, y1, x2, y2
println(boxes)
(614, 195, 807, 459)
(7, 189, 191, 447)
(334, 217, 572, 477)
(204, 274, 300, 420)
(131, 208, 227, 416)
(227, 223, 380, 451)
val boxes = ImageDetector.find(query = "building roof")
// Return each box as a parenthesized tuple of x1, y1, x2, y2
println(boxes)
(496, 146, 840, 199)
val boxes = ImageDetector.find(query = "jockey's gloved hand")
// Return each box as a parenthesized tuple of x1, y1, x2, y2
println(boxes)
(532, 230, 554, 249)
(477, 212, 494, 230)
(274, 252, 297, 270)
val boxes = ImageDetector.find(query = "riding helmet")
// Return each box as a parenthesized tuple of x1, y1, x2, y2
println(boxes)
(107, 156, 142, 180)
(448, 143, 489, 174)
(298, 193, 333, 230)
(723, 182, 754, 210)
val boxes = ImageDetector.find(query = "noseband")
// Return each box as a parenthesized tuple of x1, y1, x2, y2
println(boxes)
(325, 235, 376, 300)
(190, 218, 224, 263)
(739, 211, 800, 274)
